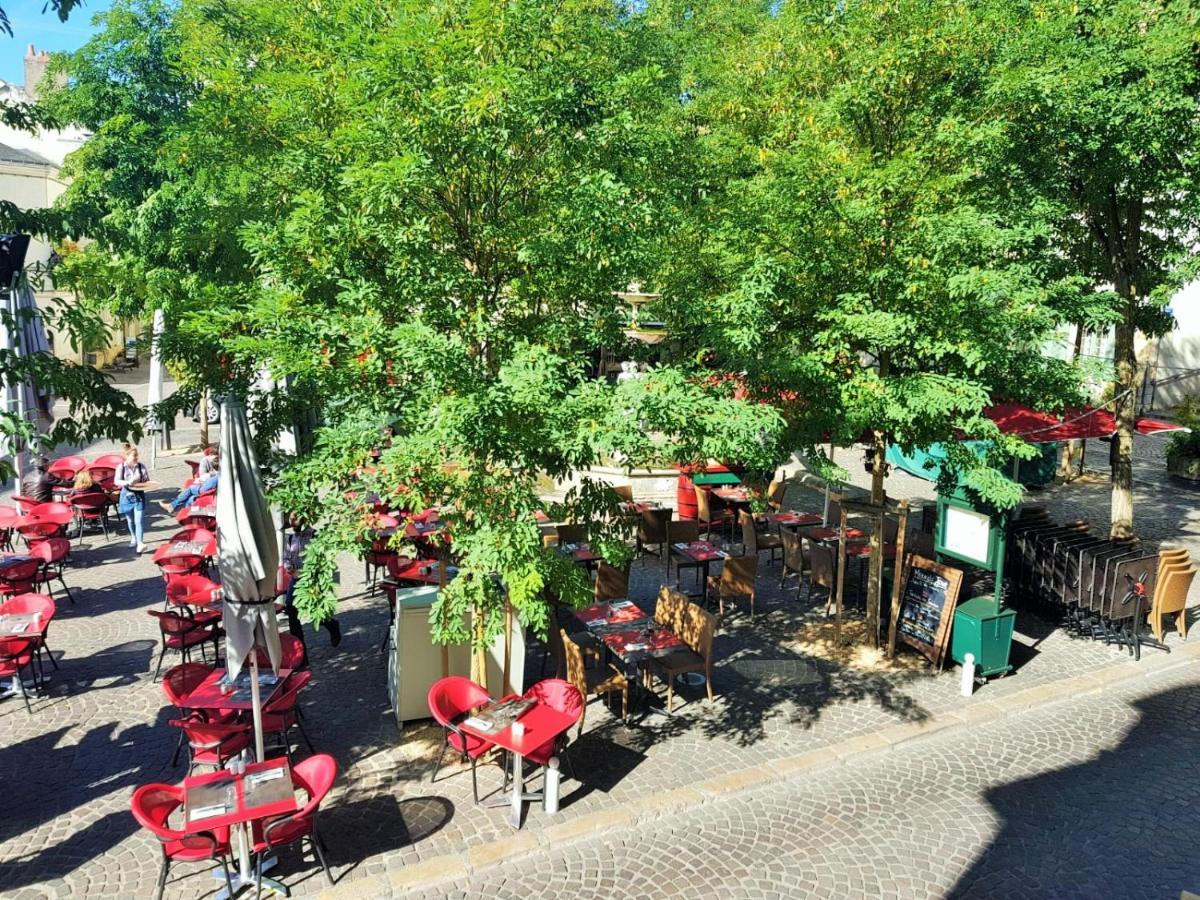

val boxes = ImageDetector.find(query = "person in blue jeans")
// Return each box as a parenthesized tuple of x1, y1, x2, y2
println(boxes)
(158, 473, 218, 515)
(114, 447, 150, 552)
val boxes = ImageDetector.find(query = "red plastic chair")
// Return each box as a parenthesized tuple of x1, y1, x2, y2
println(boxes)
(250, 753, 337, 893)
(1, 592, 58, 675)
(428, 676, 495, 803)
(85, 464, 116, 486)
(70, 493, 112, 544)
(254, 633, 305, 671)
(0, 636, 38, 713)
(130, 782, 236, 900)
(28, 538, 74, 605)
(521, 679, 584, 776)
(0, 558, 44, 597)
(147, 609, 221, 679)
(160, 662, 230, 766)
(153, 543, 205, 581)
(92, 452, 127, 469)
(261, 670, 315, 758)
(164, 573, 222, 610)
(16, 516, 68, 546)
(11, 495, 39, 516)
(47, 456, 86, 482)
(169, 715, 253, 773)
(169, 526, 217, 546)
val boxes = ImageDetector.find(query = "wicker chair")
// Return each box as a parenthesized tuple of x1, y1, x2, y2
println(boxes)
(706, 554, 758, 617)
(651, 600, 716, 712)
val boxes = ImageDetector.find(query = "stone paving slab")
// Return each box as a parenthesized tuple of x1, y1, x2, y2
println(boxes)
(396, 657, 1200, 900)
(1, 378, 1197, 899)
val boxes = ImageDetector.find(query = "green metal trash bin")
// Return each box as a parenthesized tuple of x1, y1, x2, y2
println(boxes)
(950, 597, 1016, 678)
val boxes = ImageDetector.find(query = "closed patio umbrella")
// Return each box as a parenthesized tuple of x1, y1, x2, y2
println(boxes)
(1, 279, 55, 487)
(217, 396, 281, 762)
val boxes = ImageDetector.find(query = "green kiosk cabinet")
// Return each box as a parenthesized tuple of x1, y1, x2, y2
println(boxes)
(950, 597, 1016, 677)
(935, 490, 1015, 678)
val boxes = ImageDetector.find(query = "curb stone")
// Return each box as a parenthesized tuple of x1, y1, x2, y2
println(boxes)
(318, 639, 1200, 897)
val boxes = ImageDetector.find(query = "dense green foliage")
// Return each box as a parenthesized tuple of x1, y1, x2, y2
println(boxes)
(45, 0, 1200, 642)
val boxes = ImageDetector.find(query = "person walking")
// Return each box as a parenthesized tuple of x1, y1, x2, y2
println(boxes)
(114, 446, 150, 552)
(281, 513, 341, 664)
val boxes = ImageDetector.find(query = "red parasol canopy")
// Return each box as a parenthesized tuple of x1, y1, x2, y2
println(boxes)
(984, 403, 1187, 443)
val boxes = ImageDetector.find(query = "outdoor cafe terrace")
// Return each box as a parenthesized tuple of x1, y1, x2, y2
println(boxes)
(1, 423, 1198, 899)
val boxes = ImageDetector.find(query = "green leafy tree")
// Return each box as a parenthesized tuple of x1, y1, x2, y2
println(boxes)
(54, 0, 784, 684)
(654, 0, 1084, 635)
(986, 0, 1200, 538)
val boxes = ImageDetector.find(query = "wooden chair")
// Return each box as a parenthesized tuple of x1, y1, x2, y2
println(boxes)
(610, 484, 634, 503)
(696, 488, 734, 541)
(654, 585, 688, 635)
(594, 561, 630, 603)
(706, 554, 758, 616)
(651, 601, 716, 712)
(779, 529, 806, 597)
(766, 479, 787, 512)
(740, 510, 783, 565)
(667, 519, 700, 582)
(556, 523, 587, 547)
(808, 542, 837, 613)
(636, 507, 672, 562)
(562, 629, 628, 733)
(1147, 557, 1195, 641)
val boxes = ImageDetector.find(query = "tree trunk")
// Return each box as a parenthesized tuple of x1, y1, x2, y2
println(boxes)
(1061, 323, 1086, 479)
(199, 391, 209, 448)
(866, 428, 887, 646)
(1110, 318, 1136, 539)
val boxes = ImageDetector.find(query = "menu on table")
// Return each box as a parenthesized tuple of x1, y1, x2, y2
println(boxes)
(673, 542, 727, 561)
(170, 540, 210, 556)
(185, 775, 236, 823)
(461, 697, 534, 733)
(0, 613, 38, 636)
(243, 765, 293, 810)
(216, 670, 282, 703)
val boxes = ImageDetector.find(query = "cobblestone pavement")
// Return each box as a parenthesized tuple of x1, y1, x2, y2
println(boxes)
(1, 375, 1197, 899)
(408, 660, 1200, 900)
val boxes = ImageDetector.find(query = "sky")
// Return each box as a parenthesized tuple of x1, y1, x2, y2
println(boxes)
(0, 0, 111, 86)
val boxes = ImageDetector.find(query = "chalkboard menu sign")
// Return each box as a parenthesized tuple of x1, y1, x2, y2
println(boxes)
(894, 554, 964, 669)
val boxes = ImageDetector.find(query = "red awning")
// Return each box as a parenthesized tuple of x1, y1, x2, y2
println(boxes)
(985, 403, 1188, 443)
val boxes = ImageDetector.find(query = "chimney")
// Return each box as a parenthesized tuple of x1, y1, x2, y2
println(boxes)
(23, 45, 59, 101)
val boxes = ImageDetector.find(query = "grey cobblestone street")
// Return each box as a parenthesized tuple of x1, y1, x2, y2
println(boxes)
(1, 374, 1197, 899)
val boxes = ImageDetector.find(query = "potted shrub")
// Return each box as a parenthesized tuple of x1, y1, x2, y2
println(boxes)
(1165, 396, 1200, 481)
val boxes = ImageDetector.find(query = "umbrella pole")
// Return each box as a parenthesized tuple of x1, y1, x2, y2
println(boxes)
(249, 653, 265, 763)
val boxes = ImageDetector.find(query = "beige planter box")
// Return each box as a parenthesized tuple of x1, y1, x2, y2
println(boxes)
(1167, 453, 1200, 481)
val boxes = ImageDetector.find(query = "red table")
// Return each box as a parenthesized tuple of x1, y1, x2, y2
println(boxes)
(806, 527, 866, 542)
(670, 541, 728, 596)
(769, 512, 823, 528)
(186, 668, 292, 712)
(183, 757, 297, 898)
(601, 625, 685, 663)
(460, 702, 577, 829)
(712, 487, 752, 505)
(561, 543, 602, 568)
(574, 601, 646, 629)
(385, 556, 444, 586)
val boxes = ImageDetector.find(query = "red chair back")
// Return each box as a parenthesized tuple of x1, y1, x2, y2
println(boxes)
(254, 633, 305, 670)
(48, 457, 86, 481)
(86, 465, 116, 485)
(0, 635, 37, 671)
(263, 669, 312, 714)
(16, 521, 62, 542)
(147, 609, 208, 637)
(427, 675, 491, 727)
(153, 543, 204, 577)
(524, 678, 584, 723)
(0, 592, 55, 623)
(11, 495, 39, 515)
(170, 527, 217, 545)
(165, 573, 221, 608)
(290, 753, 338, 818)
(36, 502, 74, 518)
(0, 559, 44, 592)
(29, 538, 69, 565)
(161, 662, 214, 708)
(130, 783, 185, 840)
(92, 452, 127, 469)
(71, 494, 109, 517)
